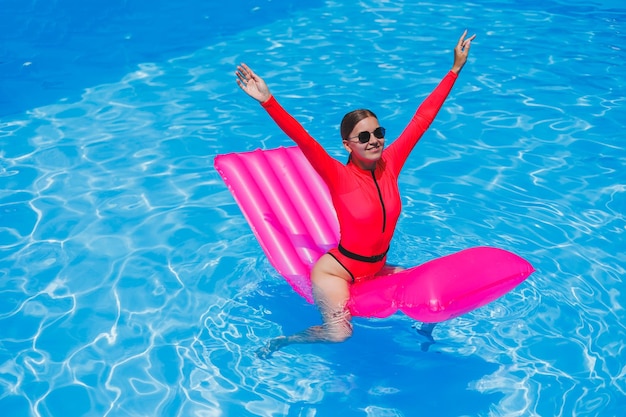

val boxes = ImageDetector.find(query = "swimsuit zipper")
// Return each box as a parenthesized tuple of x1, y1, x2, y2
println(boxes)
(370, 171, 386, 233)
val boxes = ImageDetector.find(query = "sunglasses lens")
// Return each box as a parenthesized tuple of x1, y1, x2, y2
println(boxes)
(358, 131, 371, 143)
(373, 127, 386, 138)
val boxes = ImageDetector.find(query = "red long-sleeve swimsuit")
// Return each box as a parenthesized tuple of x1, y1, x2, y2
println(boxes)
(261, 71, 458, 281)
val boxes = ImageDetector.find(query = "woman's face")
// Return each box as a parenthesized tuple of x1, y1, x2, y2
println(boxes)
(343, 116, 385, 170)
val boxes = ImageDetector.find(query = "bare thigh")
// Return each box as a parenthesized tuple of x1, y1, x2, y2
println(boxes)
(310, 254, 353, 340)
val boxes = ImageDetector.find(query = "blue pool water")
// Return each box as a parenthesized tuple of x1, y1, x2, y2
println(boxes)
(1, 0, 625, 416)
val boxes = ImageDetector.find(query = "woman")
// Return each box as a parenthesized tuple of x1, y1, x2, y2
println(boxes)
(236, 30, 476, 357)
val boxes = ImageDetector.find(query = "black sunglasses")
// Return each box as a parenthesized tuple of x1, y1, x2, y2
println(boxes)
(349, 127, 386, 144)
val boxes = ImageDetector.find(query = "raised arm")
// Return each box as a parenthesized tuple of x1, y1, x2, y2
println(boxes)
(235, 63, 342, 182)
(385, 30, 476, 172)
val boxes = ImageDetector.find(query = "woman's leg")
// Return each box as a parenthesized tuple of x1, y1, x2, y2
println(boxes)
(257, 254, 353, 358)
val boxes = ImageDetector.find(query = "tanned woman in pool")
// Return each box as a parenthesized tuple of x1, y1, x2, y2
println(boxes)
(235, 30, 476, 358)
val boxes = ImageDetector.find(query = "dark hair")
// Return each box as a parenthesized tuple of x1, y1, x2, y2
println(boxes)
(340, 109, 378, 141)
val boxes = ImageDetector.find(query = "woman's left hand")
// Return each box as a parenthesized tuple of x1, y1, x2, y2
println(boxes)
(451, 30, 476, 74)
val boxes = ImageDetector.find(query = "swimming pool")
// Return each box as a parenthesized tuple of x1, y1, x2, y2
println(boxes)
(1, 0, 625, 416)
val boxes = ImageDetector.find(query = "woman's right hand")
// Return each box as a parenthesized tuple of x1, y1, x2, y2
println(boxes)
(235, 63, 271, 103)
